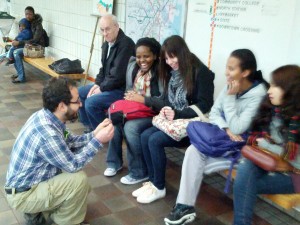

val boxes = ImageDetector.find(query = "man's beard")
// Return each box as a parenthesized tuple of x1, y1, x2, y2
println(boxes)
(65, 107, 78, 123)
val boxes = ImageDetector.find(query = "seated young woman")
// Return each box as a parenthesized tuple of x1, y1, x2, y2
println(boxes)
(233, 65, 300, 225)
(104, 37, 162, 185)
(132, 35, 215, 204)
(164, 49, 269, 225)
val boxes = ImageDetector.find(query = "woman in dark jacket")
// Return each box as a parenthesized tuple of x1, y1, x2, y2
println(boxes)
(132, 35, 215, 204)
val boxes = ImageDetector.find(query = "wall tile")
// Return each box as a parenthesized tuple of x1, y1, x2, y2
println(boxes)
(9, 0, 127, 78)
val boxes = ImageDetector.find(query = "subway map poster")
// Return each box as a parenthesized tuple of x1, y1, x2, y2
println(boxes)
(125, 0, 187, 43)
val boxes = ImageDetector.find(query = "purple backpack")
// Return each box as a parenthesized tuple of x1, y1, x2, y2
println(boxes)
(187, 121, 247, 157)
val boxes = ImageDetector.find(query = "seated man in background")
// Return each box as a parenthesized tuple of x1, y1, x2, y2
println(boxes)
(5, 77, 114, 225)
(78, 14, 135, 131)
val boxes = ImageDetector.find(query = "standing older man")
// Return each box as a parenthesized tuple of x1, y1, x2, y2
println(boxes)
(5, 77, 114, 225)
(78, 14, 135, 131)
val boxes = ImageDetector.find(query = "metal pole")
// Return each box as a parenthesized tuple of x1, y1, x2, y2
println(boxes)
(83, 16, 100, 85)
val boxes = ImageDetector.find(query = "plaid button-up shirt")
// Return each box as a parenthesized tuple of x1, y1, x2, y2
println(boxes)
(5, 108, 102, 189)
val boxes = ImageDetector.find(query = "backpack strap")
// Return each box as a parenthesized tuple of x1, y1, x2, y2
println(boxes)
(223, 151, 241, 194)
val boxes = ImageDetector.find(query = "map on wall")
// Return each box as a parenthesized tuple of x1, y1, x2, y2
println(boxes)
(185, 0, 299, 97)
(125, 0, 187, 43)
(92, 0, 113, 16)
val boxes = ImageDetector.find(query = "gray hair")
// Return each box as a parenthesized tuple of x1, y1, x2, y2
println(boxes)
(101, 14, 119, 26)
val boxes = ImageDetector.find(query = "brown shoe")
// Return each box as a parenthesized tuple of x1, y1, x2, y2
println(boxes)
(11, 74, 18, 79)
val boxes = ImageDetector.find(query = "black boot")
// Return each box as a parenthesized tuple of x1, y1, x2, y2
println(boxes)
(24, 212, 46, 225)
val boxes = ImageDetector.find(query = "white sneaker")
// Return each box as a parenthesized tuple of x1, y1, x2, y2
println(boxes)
(120, 175, 149, 185)
(103, 167, 122, 177)
(132, 182, 153, 198)
(137, 184, 166, 204)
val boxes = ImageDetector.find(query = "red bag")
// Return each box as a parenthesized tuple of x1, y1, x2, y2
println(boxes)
(108, 100, 156, 125)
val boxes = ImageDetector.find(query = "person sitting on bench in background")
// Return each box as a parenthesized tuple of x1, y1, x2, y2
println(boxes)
(11, 6, 46, 84)
(4, 18, 32, 66)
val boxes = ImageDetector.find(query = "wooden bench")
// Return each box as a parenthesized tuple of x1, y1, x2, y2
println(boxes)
(23, 57, 87, 80)
(224, 169, 300, 210)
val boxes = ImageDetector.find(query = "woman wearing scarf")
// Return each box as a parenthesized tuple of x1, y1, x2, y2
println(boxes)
(233, 65, 300, 225)
(132, 35, 215, 204)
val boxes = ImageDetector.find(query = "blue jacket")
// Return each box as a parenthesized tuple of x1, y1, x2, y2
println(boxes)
(15, 18, 33, 46)
(16, 29, 33, 41)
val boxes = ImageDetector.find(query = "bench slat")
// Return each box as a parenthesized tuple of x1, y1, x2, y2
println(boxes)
(24, 57, 87, 80)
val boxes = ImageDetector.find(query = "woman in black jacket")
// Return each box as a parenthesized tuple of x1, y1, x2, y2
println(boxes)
(132, 35, 215, 204)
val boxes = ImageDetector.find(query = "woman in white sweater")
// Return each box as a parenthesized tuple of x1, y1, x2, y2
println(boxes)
(164, 49, 268, 225)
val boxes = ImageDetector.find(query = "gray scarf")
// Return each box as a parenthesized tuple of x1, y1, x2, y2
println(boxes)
(168, 70, 188, 110)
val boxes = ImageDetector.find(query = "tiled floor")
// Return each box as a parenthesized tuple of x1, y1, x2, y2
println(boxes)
(0, 62, 299, 225)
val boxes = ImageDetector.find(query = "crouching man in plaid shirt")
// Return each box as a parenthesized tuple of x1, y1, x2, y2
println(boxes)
(4, 77, 114, 225)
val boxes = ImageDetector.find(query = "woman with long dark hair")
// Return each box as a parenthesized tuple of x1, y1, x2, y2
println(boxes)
(132, 35, 215, 204)
(233, 65, 300, 225)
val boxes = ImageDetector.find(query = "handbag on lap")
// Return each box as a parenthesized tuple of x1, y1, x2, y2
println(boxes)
(152, 105, 209, 141)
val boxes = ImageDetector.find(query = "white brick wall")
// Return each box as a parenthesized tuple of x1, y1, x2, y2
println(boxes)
(8, 0, 127, 79)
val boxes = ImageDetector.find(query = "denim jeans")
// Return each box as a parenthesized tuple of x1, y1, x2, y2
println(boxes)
(78, 84, 124, 129)
(7, 46, 16, 59)
(141, 126, 190, 190)
(233, 159, 295, 225)
(13, 48, 25, 82)
(106, 118, 152, 179)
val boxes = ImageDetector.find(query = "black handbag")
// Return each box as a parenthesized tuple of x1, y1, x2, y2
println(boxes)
(48, 58, 84, 74)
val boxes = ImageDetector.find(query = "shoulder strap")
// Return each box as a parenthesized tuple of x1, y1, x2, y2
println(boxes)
(189, 105, 209, 122)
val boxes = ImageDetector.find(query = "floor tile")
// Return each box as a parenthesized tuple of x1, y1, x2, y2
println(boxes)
(103, 195, 135, 213)
(0, 210, 18, 225)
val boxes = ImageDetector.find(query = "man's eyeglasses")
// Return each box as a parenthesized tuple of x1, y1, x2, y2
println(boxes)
(70, 97, 81, 104)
